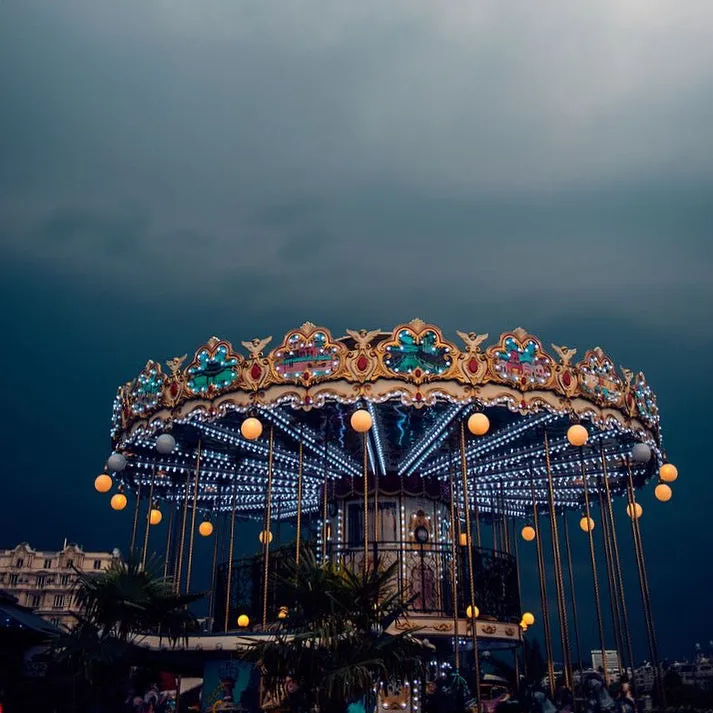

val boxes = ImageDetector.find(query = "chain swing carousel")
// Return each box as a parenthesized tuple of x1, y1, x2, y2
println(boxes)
(99, 320, 675, 710)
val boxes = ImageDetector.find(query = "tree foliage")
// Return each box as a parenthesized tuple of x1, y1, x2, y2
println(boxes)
(242, 549, 429, 713)
(52, 556, 201, 683)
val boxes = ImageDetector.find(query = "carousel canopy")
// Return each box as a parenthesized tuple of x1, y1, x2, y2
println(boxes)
(107, 320, 662, 519)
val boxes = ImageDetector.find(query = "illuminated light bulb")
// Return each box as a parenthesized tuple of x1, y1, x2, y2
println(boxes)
(522, 612, 535, 626)
(350, 409, 373, 433)
(654, 483, 672, 502)
(95, 474, 113, 493)
(466, 605, 479, 619)
(149, 508, 162, 525)
(110, 493, 127, 511)
(579, 516, 595, 533)
(278, 606, 288, 619)
(241, 417, 263, 441)
(467, 413, 490, 436)
(259, 530, 273, 545)
(237, 614, 250, 628)
(459, 533, 468, 547)
(198, 521, 214, 536)
(659, 464, 678, 483)
(626, 502, 643, 519)
(567, 424, 589, 447)
(521, 525, 536, 542)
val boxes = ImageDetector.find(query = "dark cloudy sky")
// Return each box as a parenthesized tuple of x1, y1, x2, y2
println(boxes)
(1, 1, 712, 661)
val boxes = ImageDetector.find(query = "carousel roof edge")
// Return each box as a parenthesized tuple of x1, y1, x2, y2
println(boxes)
(111, 319, 661, 441)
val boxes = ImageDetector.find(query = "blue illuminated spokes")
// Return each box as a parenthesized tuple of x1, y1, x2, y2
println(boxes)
(258, 407, 361, 478)
(398, 404, 464, 477)
(366, 402, 387, 476)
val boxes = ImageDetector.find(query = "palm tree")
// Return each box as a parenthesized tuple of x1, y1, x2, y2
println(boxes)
(243, 549, 430, 713)
(71, 555, 201, 645)
(52, 555, 202, 706)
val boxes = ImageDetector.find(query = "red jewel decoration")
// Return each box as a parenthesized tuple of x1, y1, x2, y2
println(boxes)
(169, 382, 179, 398)
(562, 371, 572, 387)
(415, 392, 423, 402)
(467, 357, 479, 374)
(302, 370, 311, 381)
(414, 368, 422, 378)
(305, 395, 312, 405)
(250, 364, 262, 381)
(356, 355, 368, 371)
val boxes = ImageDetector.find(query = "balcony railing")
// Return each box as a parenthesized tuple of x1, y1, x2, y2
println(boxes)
(213, 540, 520, 632)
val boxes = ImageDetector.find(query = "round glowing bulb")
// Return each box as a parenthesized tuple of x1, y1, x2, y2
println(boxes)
(110, 493, 127, 511)
(567, 424, 589, 447)
(241, 417, 263, 441)
(350, 409, 373, 433)
(579, 516, 595, 533)
(654, 483, 672, 502)
(466, 605, 479, 619)
(467, 413, 490, 436)
(149, 508, 162, 525)
(522, 612, 535, 626)
(237, 614, 250, 628)
(626, 502, 643, 519)
(521, 525, 536, 542)
(278, 606, 288, 620)
(95, 474, 113, 493)
(198, 521, 214, 537)
(659, 464, 678, 483)
(259, 530, 273, 545)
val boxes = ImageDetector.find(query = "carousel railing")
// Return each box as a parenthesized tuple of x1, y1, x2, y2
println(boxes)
(213, 540, 521, 632)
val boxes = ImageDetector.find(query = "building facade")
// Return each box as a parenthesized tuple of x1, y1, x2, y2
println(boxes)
(591, 649, 622, 683)
(0, 541, 120, 629)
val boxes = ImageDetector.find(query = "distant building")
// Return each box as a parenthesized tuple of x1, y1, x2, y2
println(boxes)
(0, 541, 120, 629)
(591, 650, 621, 683)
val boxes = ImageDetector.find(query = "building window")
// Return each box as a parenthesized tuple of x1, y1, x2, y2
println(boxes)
(65, 559, 74, 569)
(59, 574, 71, 586)
(31, 595, 41, 608)
(9, 573, 19, 585)
(44, 558, 52, 569)
(93, 559, 102, 570)
(15, 558, 24, 568)
(37, 575, 46, 587)
(53, 595, 65, 609)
